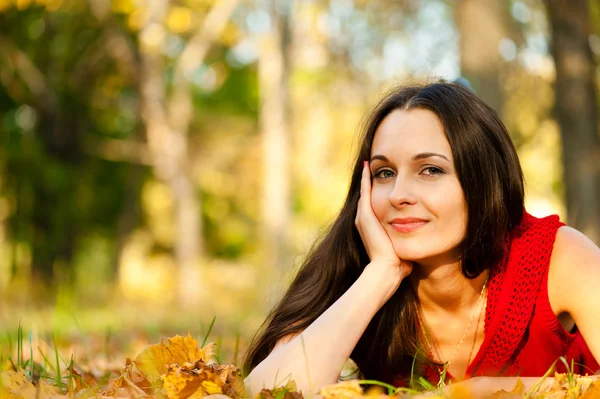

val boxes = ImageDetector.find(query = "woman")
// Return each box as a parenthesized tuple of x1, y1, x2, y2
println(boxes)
(243, 82, 600, 395)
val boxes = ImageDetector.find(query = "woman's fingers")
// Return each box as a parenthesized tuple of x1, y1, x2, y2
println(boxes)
(355, 160, 411, 279)
(360, 160, 370, 199)
(356, 161, 390, 257)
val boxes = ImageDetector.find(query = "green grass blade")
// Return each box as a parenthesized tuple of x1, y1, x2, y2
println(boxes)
(38, 346, 54, 372)
(526, 357, 563, 398)
(438, 362, 448, 390)
(201, 316, 216, 347)
(215, 336, 223, 364)
(233, 333, 240, 366)
(17, 322, 22, 370)
(5, 332, 13, 365)
(573, 361, 595, 375)
(410, 347, 421, 391)
(274, 371, 293, 390)
(68, 354, 74, 392)
(70, 372, 93, 390)
(53, 334, 63, 390)
(28, 331, 33, 381)
(418, 376, 435, 391)
(357, 379, 397, 395)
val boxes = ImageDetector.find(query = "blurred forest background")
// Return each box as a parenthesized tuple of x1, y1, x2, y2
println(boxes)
(0, 0, 599, 360)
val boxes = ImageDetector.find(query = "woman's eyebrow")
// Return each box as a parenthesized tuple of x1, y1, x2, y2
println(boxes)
(370, 153, 450, 163)
(412, 152, 450, 162)
(370, 154, 389, 162)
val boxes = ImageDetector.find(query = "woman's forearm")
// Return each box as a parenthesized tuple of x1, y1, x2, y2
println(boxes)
(244, 261, 403, 396)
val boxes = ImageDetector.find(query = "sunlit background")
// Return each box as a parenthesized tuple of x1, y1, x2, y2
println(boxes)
(0, 0, 599, 364)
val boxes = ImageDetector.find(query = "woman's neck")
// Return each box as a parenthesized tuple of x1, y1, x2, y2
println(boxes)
(409, 260, 488, 314)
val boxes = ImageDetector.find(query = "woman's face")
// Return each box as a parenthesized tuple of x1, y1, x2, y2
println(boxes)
(369, 108, 467, 265)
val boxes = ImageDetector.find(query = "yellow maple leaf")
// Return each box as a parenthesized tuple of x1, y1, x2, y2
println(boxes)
(0, 371, 27, 392)
(201, 381, 222, 395)
(580, 379, 600, 398)
(0, 371, 65, 399)
(0, 361, 13, 372)
(491, 377, 525, 398)
(99, 374, 151, 399)
(135, 334, 213, 384)
(162, 364, 204, 399)
(320, 380, 363, 399)
(446, 384, 472, 399)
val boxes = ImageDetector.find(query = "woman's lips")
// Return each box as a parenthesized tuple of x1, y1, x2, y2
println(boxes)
(390, 219, 428, 233)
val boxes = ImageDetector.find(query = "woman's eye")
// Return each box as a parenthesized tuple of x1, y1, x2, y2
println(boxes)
(374, 169, 394, 179)
(421, 166, 445, 176)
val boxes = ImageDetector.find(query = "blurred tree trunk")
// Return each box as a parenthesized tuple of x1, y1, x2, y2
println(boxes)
(259, 0, 292, 270)
(139, 0, 238, 305)
(545, 0, 600, 244)
(139, 0, 202, 306)
(455, 0, 515, 115)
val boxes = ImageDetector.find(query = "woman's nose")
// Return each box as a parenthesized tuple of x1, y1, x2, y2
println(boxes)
(388, 177, 417, 207)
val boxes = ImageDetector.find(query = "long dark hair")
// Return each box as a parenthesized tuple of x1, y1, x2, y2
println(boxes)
(243, 82, 524, 382)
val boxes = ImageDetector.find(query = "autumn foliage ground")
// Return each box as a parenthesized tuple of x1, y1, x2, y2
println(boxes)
(1, 330, 600, 399)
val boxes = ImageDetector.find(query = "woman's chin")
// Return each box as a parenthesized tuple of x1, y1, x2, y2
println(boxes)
(392, 249, 425, 262)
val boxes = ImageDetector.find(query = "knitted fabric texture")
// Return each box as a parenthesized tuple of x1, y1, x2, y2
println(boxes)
(415, 212, 598, 384)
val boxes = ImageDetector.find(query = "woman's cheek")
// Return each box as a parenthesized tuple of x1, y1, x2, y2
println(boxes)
(370, 188, 387, 222)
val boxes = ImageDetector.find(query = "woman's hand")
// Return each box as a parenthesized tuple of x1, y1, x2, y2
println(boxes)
(355, 161, 413, 280)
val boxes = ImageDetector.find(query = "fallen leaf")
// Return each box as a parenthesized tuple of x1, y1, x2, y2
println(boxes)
(492, 377, 525, 398)
(135, 334, 214, 385)
(320, 380, 363, 399)
(162, 365, 203, 399)
(123, 358, 154, 395)
(255, 380, 302, 399)
(0, 371, 65, 399)
(201, 380, 223, 395)
(99, 374, 151, 399)
(0, 371, 28, 392)
(580, 379, 600, 398)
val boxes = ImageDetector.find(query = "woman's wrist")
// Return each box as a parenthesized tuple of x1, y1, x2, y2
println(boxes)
(362, 260, 404, 304)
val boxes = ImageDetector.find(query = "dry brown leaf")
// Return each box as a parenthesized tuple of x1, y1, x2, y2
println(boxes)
(68, 366, 100, 393)
(255, 380, 302, 399)
(211, 364, 246, 399)
(255, 389, 303, 399)
(123, 358, 154, 395)
(99, 373, 152, 399)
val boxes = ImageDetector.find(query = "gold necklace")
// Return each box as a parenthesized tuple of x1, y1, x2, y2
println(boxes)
(417, 275, 489, 382)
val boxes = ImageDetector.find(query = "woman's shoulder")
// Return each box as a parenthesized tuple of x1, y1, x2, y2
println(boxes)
(546, 225, 600, 365)
(548, 225, 600, 315)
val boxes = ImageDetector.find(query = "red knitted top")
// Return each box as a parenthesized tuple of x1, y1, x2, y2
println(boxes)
(418, 212, 599, 384)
